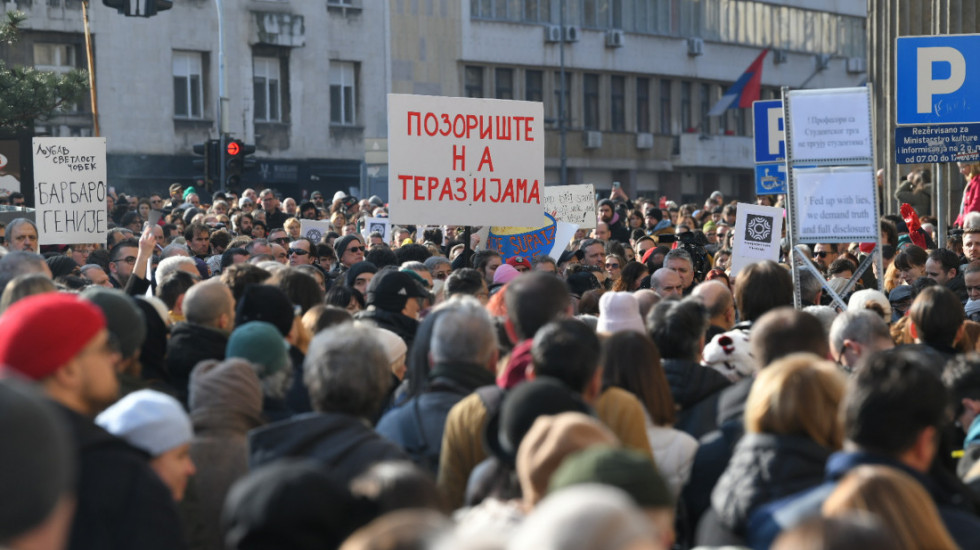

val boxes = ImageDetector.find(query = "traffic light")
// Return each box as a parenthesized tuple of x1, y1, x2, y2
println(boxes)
(192, 139, 219, 189)
(102, 0, 173, 17)
(225, 139, 255, 190)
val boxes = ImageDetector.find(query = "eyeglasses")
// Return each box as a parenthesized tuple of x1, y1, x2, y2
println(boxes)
(288, 248, 309, 256)
(605, 263, 620, 269)
(113, 256, 137, 265)
(347, 246, 365, 253)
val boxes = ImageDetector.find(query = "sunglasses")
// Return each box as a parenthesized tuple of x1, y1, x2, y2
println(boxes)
(272, 237, 290, 244)
(347, 246, 365, 253)
(288, 248, 309, 256)
(605, 263, 620, 269)
(814, 251, 829, 258)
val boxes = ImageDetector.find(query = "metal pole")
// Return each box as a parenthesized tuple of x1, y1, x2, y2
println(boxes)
(935, 163, 945, 247)
(81, 1, 100, 136)
(559, 0, 567, 187)
(215, 0, 227, 192)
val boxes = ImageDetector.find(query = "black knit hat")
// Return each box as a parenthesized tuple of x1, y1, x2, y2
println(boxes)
(344, 261, 378, 289)
(484, 377, 590, 467)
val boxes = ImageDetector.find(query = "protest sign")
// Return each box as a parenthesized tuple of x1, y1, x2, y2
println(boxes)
(730, 203, 784, 277)
(542, 184, 596, 229)
(785, 87, 873, 163)
(792, 167, 877, 243)
(300, 219, 333, 242)
(387, 94, 545, 227)
(485, 214, 578, 261)
(363, 217, 391, 244)
(32, 137, 107, 245)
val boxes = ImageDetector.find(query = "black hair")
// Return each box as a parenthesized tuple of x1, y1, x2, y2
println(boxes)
(531, 319, 600, 393)
(646, 297, 708, 360)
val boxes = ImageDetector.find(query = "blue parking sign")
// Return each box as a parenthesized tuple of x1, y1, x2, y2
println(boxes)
(896, 34, 980, 125)
(753, 100, 785, 163)
(755, 164, 786, 195)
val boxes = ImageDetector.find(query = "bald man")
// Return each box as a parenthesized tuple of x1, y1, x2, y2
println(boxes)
(165, 280, 236, 405)
(650, 268, 683, 298)
(691, 280, 735, 341)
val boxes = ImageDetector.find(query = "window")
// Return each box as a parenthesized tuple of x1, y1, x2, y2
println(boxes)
(659, 79, 671, 134)
(173, 51, 204, 119)
(734, 107, 747, 136)
(524, 0, 550, 22)
(583, 73, 599, 130)
(610, 75, 625, 132)
(525, 70, 543, 102)
(253, 57, 281, 122)
(636, 77, 650, 133)
(552, 71, 571, 126)
(495, 68, 514, 100)
(465, 66, 484, 98)
(681, 81, 692, 131)
(34, 43, 76, 74)
(330, 61, 357, 125)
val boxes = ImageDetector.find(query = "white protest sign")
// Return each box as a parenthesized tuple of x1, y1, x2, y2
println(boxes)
(363, 217, 391, 244)
(387, 94, 545, 226)
(730, 203, 785, 277)
(786, 87, 873, 162)
(548, 222, 579, 259)
(32, 137, 107, 245)
(300, 219, 333, 242)
(543, 184, 596, 229)
(792, 167, 877, 243)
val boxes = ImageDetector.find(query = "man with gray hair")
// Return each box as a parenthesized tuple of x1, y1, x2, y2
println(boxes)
(248, 323, 407, 480)
(5, 218, 37, 253)
(664, 248, 695, 294)
(828, 310, 894, 371)
(376, 297, 498, 472)
(650, 267, 683, 299)
(154, 256, 199, 287)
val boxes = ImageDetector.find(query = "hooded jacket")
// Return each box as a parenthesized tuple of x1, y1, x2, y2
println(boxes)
(248, 411, 408, 481)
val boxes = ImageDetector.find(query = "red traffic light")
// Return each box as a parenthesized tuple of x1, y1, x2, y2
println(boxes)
(226, 141, 241, 156)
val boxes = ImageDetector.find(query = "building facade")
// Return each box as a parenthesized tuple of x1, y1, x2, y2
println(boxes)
(1, 0, 867, 205)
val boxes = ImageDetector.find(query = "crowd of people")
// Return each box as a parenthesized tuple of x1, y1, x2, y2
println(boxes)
(3, 164, 980, 550)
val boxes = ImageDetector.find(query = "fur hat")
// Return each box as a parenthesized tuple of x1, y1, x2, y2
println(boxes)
(701, 329, 757, 382)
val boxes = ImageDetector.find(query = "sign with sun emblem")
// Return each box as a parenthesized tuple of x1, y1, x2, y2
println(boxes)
(731, 203, 784, 277)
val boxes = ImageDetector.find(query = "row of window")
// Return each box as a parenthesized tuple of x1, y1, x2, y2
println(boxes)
(464, 65, 765, 137)
(172, 51, 358, 125)
(472, 0, 866, 58)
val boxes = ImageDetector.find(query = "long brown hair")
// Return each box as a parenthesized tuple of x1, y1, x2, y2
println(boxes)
(823, 465, 958, 550)
(600, 331, 676, 425)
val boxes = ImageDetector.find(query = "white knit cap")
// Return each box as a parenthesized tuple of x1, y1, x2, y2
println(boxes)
(596, 292, 646, 335)
(95, 389, 193, 457)
(374, 327, 408, 368)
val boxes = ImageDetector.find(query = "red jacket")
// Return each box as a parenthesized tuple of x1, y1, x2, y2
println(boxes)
(956, 174, 980, 227)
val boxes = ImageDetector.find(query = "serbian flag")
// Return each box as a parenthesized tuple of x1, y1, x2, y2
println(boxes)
(708, 49, 769, 116)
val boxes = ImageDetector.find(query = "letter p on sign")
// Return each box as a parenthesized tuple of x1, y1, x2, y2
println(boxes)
(917, 47, 966, 114)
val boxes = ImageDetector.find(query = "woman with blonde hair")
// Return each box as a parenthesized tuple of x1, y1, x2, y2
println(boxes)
(706, 354, 846, 540)
(823, 464, 959, 550)
(283, 216, 302, 240)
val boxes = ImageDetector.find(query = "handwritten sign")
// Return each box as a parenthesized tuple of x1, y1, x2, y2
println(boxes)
(32, 137, 107, 245)
(542, 184, 596, 229)
(786, 87, 873, 162)
(387, 94, 545, 227)
(793, 167, 877, 242)
(730, 203, 784, 277)
(300, 220, 333, 243)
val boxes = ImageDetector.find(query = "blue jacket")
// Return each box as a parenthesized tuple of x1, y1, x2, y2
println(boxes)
(746, 451, 980, 550)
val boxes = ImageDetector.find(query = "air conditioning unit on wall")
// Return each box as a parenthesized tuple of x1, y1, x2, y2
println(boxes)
(687, 37, 704, 56)
(605, 29, 624, 48)
(544, 25, 562, 43)
(584, 131, 602, 149)
(563, 25, 580, 43)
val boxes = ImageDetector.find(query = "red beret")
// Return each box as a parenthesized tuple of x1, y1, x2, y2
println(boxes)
(506, 256, 532, 270)
(0, 293, 106, 381)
